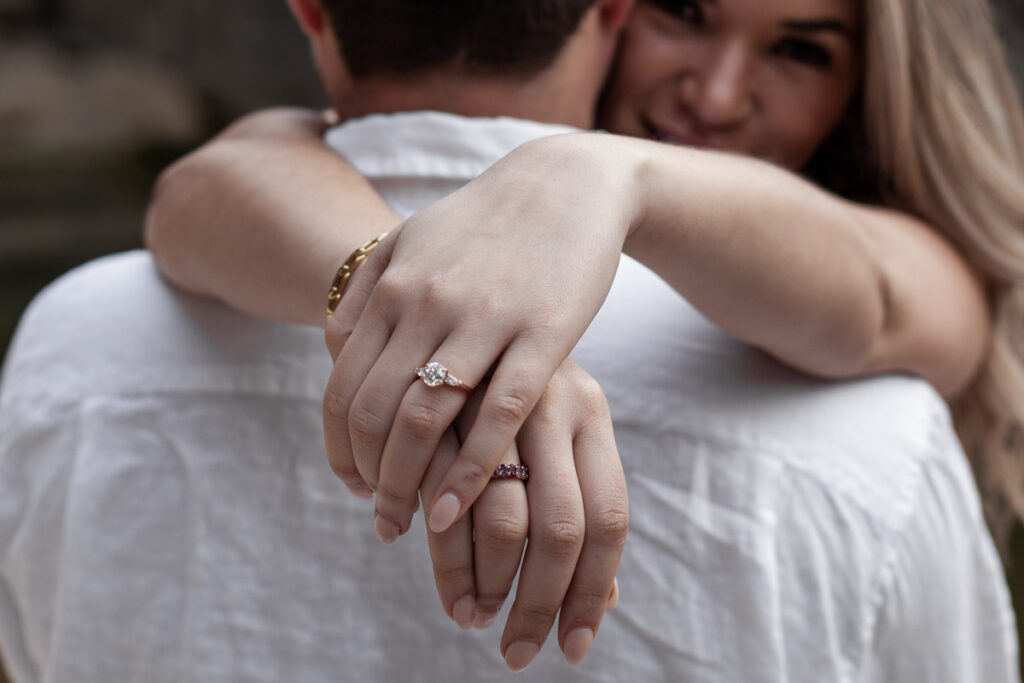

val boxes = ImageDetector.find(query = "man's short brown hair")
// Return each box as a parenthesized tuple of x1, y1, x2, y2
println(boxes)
(321, 1, 599, 78)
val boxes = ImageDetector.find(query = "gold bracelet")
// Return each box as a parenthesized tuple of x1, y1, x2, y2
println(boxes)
(326, 231, 389, 319)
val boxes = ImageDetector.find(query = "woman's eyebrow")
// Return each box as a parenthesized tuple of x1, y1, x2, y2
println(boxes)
(780, 19, 856, 41)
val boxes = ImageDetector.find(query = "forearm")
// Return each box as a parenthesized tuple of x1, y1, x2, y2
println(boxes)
(624, 137, 887, 378)
(512, 133, 984, 390)
(145, 108, 401, 328)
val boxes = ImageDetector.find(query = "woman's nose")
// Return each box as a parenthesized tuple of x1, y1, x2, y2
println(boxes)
(679, 41, 754, 128)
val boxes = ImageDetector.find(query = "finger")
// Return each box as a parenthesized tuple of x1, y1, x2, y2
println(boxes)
(422, 428, 477, 629)
(349, 327, 455, 542)
(499, 423, 584, 673)
(376, 332, 506, 542)
(322, 238, 396, 498)
(445, 379, 527, 629)
(321, 305, 394, 496)
(321, 231, 399, 494)
(427, 334, 558, 534)
(470, 444, 528, 630)
(556, 396, 628, 667)
(324, 230, 396, 360)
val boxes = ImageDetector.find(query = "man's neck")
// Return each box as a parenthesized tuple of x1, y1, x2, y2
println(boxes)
(333, 70, 595, 129)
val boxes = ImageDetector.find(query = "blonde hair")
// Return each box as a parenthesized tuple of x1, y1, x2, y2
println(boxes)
(853, 0, 1024, 559)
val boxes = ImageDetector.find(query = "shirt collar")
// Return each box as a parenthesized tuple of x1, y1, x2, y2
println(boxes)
(324, 110, 582, 181)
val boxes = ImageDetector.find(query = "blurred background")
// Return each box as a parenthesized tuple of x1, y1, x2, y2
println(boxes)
(0, 0, 326, 361)
(1, 0, 1023, 359)
(0, 0, 1023, 680)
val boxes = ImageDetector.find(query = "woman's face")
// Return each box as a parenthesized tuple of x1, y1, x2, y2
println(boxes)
(599, 0, 862, 171)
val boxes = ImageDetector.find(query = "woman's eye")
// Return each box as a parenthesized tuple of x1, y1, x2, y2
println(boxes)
(645, 0, 704, 25)
(774, 38, 833, 68)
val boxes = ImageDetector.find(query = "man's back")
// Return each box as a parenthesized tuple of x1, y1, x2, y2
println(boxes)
(0, 112, 1016, 682)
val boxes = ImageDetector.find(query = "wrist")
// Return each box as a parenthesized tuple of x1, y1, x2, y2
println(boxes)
(507, 133, 643, 250)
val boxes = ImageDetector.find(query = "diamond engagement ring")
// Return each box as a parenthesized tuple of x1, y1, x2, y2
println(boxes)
(415, 362, 472, 392)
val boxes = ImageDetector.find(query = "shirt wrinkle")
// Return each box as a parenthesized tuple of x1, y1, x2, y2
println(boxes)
(0, 110, 1015, 683)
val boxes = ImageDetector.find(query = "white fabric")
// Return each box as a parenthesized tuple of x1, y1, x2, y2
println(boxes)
(0, 110, 1017, 682)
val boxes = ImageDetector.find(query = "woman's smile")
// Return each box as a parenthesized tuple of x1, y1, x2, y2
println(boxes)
(601, 0, 861, 169)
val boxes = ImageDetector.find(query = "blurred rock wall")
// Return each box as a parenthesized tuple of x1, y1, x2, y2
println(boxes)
(0, 0, 1022, 353)
(0, 0, 325, 360)
(2, 0, 324, 117)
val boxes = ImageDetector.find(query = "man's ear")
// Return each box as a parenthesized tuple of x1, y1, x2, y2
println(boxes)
(286, 0, 326, 37)
(598, 0, 636, 31)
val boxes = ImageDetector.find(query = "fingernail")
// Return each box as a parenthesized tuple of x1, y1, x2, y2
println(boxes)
(429, 492, 461, 533)
(504, 641, 540, 672)
(452, 595, 476, 630)
(373, 513, 400, 544)
(472, 610, 497, 630)
(563, 628, 594, 666)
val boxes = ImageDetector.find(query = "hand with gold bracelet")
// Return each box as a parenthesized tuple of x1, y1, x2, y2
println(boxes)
(323, 231, 627, 670)
(147, 108, 629, 670)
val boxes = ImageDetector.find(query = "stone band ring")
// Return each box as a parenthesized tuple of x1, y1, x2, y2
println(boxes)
(415, 361, 472, 392)
(491, 464, 529, 482)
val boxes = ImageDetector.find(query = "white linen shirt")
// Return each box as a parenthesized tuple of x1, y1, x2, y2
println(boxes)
(0, 111, 1017, 683)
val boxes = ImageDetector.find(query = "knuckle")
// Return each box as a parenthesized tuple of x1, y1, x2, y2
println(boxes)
(515, 599, 560, 626)
(398, 400, 446, 442)
(477, 514, 529, 549)
(328, 459, 360, 484)
(537, 518, 585, 557)
(324, 322, 352, 358)
(322, 385, 350, 423)
(347, 401, 386, 445)
(374, 479, 412, 511)
(419, 275, 452, 310)
(577, 373, 608, 410)
(589, 506, 630, 549)
(434, 560, 474, 588)
(373, 272, 409, 308)
(455, 457, 494, 491)
(487, 388, 532, 429)
(573, 374, 610, 422)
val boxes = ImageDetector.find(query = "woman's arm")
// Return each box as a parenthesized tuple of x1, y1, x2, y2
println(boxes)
(455, 132, 988, 397)
(145, 111, 627, 667)
(598, 134, 990, 397)
(331, 132, 989, 535)
(147, 116, 989, 541)
(144, 108, 401, 328)
(147, 113, 987, 396)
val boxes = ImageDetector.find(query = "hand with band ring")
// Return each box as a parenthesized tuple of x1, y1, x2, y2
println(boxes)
(321, 141, 631, 548)
(418, 359, 628, 671)
(327, 250, 627, 669)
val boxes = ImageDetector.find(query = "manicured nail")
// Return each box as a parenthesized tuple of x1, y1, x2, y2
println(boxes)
(563, 628, 594, 666)
(429, 492, 461, 533)
(373, 513, 399, 544)
(504, 641, 540, 672)
(452, 595, 476, 630)
(472, 610, 497, 630)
